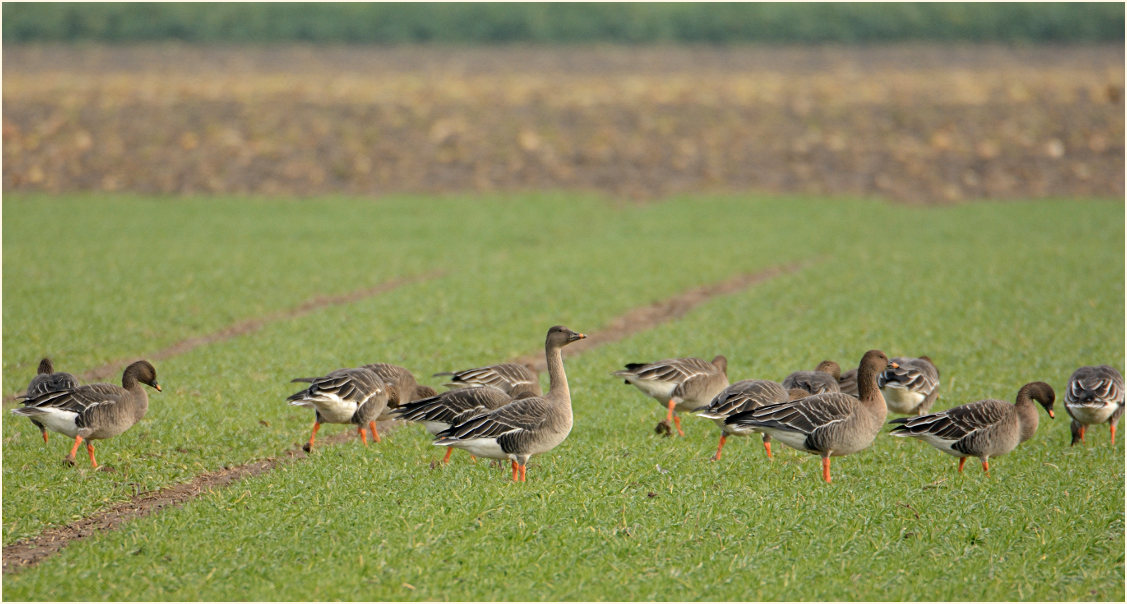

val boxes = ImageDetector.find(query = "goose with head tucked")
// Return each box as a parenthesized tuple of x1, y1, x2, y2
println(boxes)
(613, 355, 729, 437)
(18, 357, 80, 444)
(11, 360, 161, 468)
(889, 381, 1055, 473)
(1063, 365, 1123, 446)
(782, 360, 842, 395)
(287, 367, 389, 452)
(434, 362, 542, 397)
(434, 326, 585, 482)
(879, 355, 940, 415)
(727, 350, 895, 483)
(695, 379, 807, 460)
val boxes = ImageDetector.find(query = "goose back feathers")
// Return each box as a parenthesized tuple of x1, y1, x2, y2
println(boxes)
(1064, 365, 1123, 445)
(782, 360, 842, 395)
(613, 354, 729, 437)
(434, 362, 542, 397)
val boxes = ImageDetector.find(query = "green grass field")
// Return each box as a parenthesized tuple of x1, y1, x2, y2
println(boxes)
(2, 193, 1123, 601)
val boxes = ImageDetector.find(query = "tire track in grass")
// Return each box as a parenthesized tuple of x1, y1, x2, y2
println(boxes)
(2, 258, 814, 575)
(4, 270, 445, 403)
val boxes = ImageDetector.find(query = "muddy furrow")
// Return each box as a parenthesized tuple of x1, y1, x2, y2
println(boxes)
(2, 259, 812, 575)
(5, 271, 444, 403)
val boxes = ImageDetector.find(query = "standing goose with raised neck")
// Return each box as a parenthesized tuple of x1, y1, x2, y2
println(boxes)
(11, 360, 161, 468)
(727, 350, 895, 483)
(287, 367, 389, 452)
(392, 385, 534, 464)
(18, 357, 80, 444)
(782, 359, 843, 395)
(889, 381, 1055, 473)
(433, 326, 585, 482)
(433, 362, 542, 397)
(612, 355, 729, 437)
(879, 355, 941, 415)
(695, 379, 805, 461)
(1064, 365, 1123, 446)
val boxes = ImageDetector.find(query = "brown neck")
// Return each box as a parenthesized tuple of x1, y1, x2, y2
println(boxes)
(856, 361, 886, 408)
(544, 340, 570, 404)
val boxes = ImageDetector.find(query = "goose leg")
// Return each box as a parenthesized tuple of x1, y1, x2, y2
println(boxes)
(711, 434, 727, 461)
(368, 421, 381, 443)
(38, 424, 48, 444)
(65, 435, 83, 466)
(672, 414, 685, 437)
(957, 457, 967, 473)
(511, 460, 519, 482)
(86, 441, 98, 468)
(519, 464, 527, 482)
(442, 446, 454, 464)
(821, 456, 832, 483)
(358, 425, 369, 446)
(303, 421, 321, 452)
(1080, 425, 1086, 443)
(762, 435, 773, 459)
(1108, 424, 1114, 444)
(981, 459, 990, 474)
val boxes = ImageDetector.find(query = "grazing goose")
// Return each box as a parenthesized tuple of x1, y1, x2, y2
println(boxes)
(287, 367, 389, 452)
(879, 355, 940, 415)
(612, 355, 729, 437)
(11, 360, 161, 468)
(727, 350, 895, 483)
(782, 360, 842, 395)
(695, 380, 807, 460)
(1064, 365, 1123, 445)
(434, 362, 542, 397)
(889, 381, 1055, 473)
(392, 385, 534, 463)
(837, 367, 859, 397)
(434, 325, 585, 482)
(19, 357, 80, 443)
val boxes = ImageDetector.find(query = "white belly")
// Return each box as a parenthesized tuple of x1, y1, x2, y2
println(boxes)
(444, 438, 507, 460)
(35, 408, 81, 438)
(882, 385, 925, 414)
(308, 398, 359, 424)
(1067, 401, 1119, 425)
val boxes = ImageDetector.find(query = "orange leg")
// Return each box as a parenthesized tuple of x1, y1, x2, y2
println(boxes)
(1080, 425, 1087, 443)
(41, 429, 49, 444)
(666, 399, 676, 424)
(511, 460, 519, 482)
(368, 420, 381, 443)
(712, 434, 727, 461)
(958, 457, 967, 473)
(442, 446, 454, 464)
(672, 415, 685, 437)
(821, 456, 832, 483)
(358, 425, 369, 446)
(305, 421, 321, 451)
(981, 459, 990, 474)
(763, 438, 773, 460)
(66, 435, 84, 465)
(1110, 424, 1116, 445)
(86, 441, 98, 468)
(519, 464, 527, 482)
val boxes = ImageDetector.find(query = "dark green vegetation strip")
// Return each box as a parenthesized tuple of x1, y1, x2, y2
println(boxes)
(3, 2, 1122, 43)
(2, 194, 1122, 600)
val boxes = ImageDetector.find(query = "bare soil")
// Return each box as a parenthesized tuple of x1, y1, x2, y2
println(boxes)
(3, 45, 1122, 203)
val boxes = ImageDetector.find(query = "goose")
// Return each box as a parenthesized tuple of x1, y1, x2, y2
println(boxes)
(294, 362, 426, 418)
(1064, 365, 1123, 445)
(889, 381, 1055, 473)
(18, 357, 80, 443)
(433, 325, 585, 482)
(726, 350, 895, 483)
(612, 355, 729, 437)
(782, 360, 842, 395)
(434, 362, 542, 397)
(392, 385, 535, 463)
(879, 355, 940, 415)
(287, 367, 389, 452)
(694, 380, 807, 460)
(838, 367, 859, 397)
(11, 360, 161, 468)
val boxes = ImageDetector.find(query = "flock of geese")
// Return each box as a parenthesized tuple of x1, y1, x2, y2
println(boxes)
(11, 325, 1124, 483)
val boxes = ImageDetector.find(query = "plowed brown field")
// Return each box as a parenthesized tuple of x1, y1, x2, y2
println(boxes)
(3, 44, 1122, 202)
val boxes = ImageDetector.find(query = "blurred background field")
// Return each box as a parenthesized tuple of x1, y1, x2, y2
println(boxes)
(3, 3, 1124, 203)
